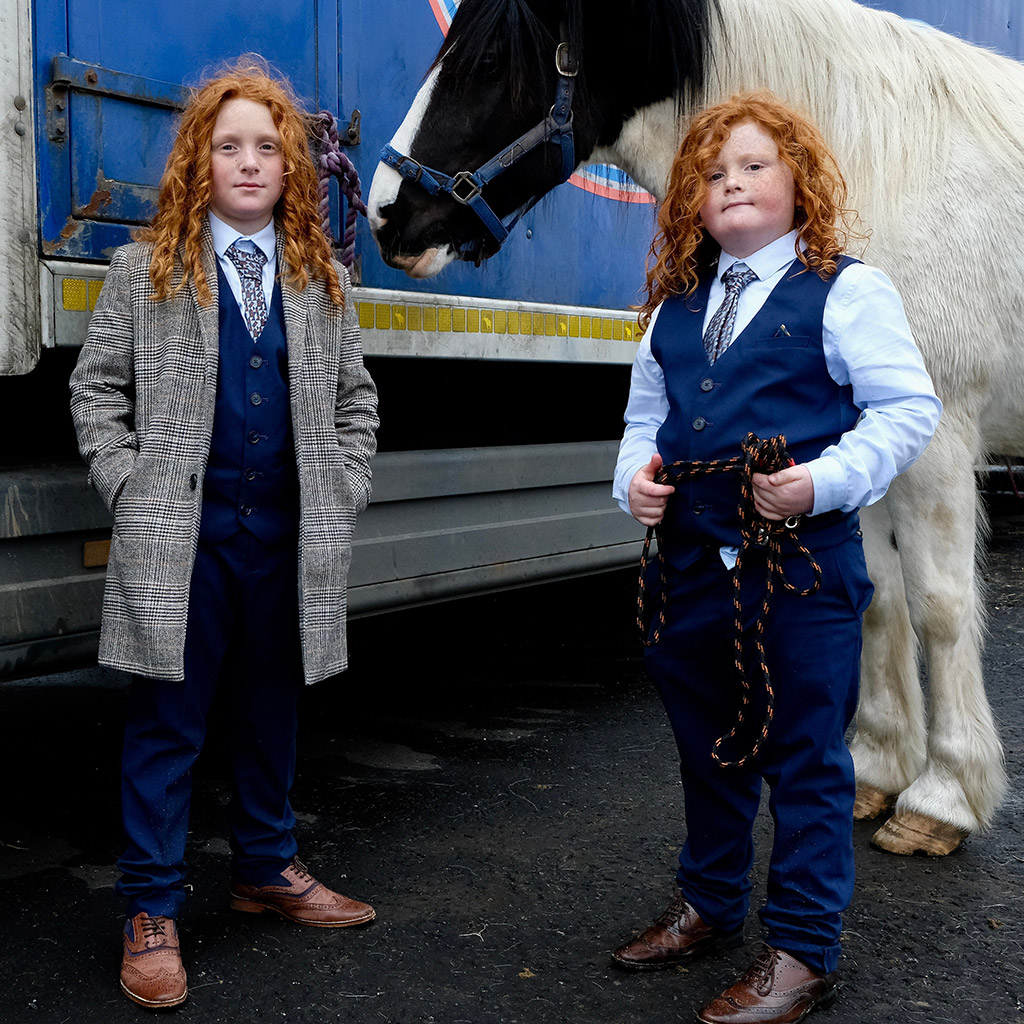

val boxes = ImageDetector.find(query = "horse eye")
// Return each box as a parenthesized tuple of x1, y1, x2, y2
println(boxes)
(477, 51, 500, 76)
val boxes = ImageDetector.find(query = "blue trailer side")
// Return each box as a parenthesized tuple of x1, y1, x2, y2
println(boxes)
(0, 0, 1019, 678)
(0, 0, 649, 678)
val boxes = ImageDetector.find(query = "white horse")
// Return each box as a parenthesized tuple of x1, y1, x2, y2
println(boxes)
(368, 0, 1021, 854)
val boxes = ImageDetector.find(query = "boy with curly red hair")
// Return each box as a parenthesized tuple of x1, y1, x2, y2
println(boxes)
(70, 57, 379, 1009)
(611, 92, 940, 1022)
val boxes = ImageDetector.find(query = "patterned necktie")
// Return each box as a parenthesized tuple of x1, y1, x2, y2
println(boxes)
(225, 242, 269, 340)
(703, 262, 758, 363)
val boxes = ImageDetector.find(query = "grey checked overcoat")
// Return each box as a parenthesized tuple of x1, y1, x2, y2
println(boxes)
(69, 225, 379, 684)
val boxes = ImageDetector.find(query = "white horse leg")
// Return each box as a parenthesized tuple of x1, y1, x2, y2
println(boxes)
(873, 428, 1007, 854)
(850, 499, 927, 818)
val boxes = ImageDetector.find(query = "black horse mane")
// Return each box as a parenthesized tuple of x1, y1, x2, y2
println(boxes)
(433, 0, 718, 113)
(431, 0, 555, 110)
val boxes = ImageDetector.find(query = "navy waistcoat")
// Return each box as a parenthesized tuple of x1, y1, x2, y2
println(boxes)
(199, 265, 299, 544)
(651, 256, 861, 568)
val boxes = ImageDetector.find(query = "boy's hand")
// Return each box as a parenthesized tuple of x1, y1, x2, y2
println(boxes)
(752, 464, 814, 521)
(629, 454, 675, 526)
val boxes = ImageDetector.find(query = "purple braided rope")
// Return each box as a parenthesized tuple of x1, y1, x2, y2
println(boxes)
(312, 111, 367, 269)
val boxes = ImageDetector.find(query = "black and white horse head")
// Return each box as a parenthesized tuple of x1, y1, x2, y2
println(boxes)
(367, 0, 715, 278)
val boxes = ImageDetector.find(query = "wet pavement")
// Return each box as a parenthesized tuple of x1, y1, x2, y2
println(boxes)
(1, 503, 1022, 1024)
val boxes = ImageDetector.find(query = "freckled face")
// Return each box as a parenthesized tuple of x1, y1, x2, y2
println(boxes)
(209, 98, 285, 234)
(698, 120, 797, 259)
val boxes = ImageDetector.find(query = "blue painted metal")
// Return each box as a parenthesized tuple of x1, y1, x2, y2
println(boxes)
(33, 0, 337, 259)
(864, 1, 1024, 58)
(30, 0, 1024, 288)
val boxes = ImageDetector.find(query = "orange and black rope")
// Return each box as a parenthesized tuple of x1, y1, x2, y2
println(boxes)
(636, 433, 823, 768)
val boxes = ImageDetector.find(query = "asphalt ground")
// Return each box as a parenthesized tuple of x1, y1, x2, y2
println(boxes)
(1, 501, 1022, 1024)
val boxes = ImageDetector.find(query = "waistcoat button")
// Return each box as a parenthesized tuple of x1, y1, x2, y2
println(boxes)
(700, 378, 714, 392)
(248, 430, 260, 444)
(249, 392, 263, 406)
(691, 503, 705, 515)
(244, 468, 257, 481)
(249, 354, 263, 369)
(692, 416, 706, 431)
(240, 504, 252, 516)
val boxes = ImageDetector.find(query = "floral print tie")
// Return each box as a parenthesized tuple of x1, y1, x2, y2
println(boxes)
(225, 243, 269, 340)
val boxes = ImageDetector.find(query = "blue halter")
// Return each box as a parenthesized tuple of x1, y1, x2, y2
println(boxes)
(380, 41, 578, 261)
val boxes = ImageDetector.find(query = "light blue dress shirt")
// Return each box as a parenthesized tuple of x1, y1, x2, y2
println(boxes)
(613, 230, 942, 524)
(208, 212, 278, 319)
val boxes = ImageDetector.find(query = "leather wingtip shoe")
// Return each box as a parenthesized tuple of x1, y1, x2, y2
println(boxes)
(229, 859, 375, 927)
(611, 892, 744, 970)
(120, 912, 188, 1009)
(696, 945, 839, 1024)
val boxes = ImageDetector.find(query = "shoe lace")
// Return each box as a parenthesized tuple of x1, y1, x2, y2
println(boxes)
(141, 916, 170, 940)
(290, 858, 314, 883)
(655, 893, 687, 926)
(746, 945, 781, 995)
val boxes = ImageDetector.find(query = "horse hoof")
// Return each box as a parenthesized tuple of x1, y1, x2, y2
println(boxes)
(870, 810, 969, 856)
(853, 783, 895, 820)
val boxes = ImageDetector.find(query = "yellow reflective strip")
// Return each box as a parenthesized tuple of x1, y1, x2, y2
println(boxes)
(88, 280, 104, 310)
(62, 278, 88, 312)
(354, 297, 634, 341)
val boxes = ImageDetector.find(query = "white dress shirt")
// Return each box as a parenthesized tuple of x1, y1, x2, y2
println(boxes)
(208, 212, 278, 318)
(613, 230, 942, 522)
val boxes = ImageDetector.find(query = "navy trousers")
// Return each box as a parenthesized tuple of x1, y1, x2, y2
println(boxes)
(117, 530, 303, 918)
(644, 535, 873, 975)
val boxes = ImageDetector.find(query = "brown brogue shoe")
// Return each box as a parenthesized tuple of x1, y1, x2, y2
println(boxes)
(120, 913, 187, 1009)
(229, 859, 375, 927)
(611, 892, 743, 970)
(697, 945, 839, 1024)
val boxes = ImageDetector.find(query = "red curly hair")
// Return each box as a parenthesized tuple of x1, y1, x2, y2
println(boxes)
(640, 91, 863, 328)
(135, 55, 342, 306)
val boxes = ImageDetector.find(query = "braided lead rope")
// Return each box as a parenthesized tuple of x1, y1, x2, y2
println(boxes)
(310, 112, 367, 269)
(636, 433, 823, 768)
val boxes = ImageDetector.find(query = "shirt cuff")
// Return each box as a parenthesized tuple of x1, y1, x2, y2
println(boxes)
(806, 455, 848, 516)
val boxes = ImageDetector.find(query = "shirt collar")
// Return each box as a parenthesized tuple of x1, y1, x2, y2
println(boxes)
(717, 229, 801, 283)
(208, 212, 277, 263)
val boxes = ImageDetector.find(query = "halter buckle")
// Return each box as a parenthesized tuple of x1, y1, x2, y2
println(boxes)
(555, 42, 578, 77)
(450, 171, 482, 205)
(397, 156, 423, 183)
